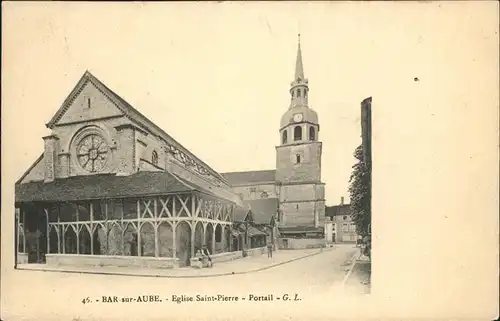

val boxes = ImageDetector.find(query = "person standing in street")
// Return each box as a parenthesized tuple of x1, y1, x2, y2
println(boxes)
(267, 242, 273, 258)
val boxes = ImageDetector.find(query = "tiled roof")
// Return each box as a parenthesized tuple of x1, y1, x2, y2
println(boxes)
(325, 204, 351, 217)
(221, 170, 276, 186)
(233, 205, 251, 222)
(247, 226, 267, 237)
(15, 171, 223, 203)
(243, 198, 279, 225)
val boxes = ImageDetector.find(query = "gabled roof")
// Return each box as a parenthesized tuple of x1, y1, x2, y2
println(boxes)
(14, 171, 227, 203)
(325, 204, 351, 217)
(243, 198, 278, 225)
(233, 205, 251, 222)
(221, 170, 276, 186)
(46, 71, 227, 184)
(15, 153, 44, 185)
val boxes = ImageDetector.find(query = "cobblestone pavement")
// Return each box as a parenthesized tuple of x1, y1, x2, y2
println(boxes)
(16, 248, 323, 277)
(2, 245, 359, 321)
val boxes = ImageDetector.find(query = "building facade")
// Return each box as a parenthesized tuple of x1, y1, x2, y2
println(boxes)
(14, 71, 248, 268)
(325, 198, 360, 243)
(14, 37, 330, 269)
(222, 36, 326, 238)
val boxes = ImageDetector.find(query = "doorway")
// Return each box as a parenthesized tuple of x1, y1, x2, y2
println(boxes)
(24, 204, 47, 263)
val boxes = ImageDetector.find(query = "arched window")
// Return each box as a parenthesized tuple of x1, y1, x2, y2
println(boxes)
(282, 130, 288, 144)
(152, 150, 158, 166)
(296, 154, 301, 164)
(309, 126, 316, 141)
(304, 90, 307, 98)
(297, 89, 301, 97)
(294, 126, 302, 141)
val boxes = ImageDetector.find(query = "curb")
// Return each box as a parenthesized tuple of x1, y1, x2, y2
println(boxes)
(16, 248, 333, 279)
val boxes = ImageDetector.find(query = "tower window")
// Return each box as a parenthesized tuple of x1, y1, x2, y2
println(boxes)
(296, 154, 301, 164)
(309, 126, 316, 141)
(297, 89, 301, 97)
(296, 204, 299, 211)
(87, 98, 91, 108)
(282, 130, 288, 144)
(294, 126, 302, 141)
(152, 150, 158, 166)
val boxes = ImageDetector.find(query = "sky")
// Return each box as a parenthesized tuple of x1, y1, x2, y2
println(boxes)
(1, 2, 498, 207)
(2, 2, 382, 205)
(2, 2, 499, 317)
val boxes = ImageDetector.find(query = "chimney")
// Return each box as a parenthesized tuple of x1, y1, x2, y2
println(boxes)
(340, 197, 344, 205)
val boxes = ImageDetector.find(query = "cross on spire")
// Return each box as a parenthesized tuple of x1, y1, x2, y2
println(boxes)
(295, 33, 304, 80)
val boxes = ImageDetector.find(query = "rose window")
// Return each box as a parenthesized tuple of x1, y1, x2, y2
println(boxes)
(77, 134, 109, 173)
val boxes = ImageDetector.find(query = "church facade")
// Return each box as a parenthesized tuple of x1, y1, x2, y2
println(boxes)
(222, 37, 326, 238)
(14, 71, 247, 268)
(14, 38, 326, 268)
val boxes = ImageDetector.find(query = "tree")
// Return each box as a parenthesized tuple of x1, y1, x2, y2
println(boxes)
(348, 145, 371, 252)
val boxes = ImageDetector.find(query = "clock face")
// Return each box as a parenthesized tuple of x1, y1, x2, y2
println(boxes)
(293, 113, 303, 122)
(77, 134, 109, 173)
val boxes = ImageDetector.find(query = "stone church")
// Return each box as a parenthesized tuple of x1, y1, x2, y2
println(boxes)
(222, 37, 326, 239)
(14, 37, 326, 268)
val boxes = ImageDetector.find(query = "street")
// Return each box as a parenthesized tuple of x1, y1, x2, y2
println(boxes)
(1, 245, 361, 321)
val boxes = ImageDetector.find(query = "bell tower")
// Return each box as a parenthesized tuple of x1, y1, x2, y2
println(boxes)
(275, 35, 326, 231)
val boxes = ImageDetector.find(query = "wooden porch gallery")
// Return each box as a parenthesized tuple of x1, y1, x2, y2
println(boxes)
(16, 186, 236, 268)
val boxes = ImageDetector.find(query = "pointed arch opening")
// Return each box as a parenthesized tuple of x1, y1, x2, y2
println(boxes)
(48, 226, 59, 254)
(158, 222, 174, 257)
(107, 223, 123, 255)
(78, 226, 92, 255)
(205, 223, 214, 254)
(309, 126, 316, 141)
(194, 222, 204, 255)
(92, 225, 106, 255)
(175, 221, 192, 267)
(64, 226, 77, 254)
(140, 222, 155, 257)
(123, 223, 138, 256)
(294, 126, 302, 141)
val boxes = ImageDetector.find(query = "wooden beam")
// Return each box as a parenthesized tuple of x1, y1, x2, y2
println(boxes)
(136, 200, 141, 257)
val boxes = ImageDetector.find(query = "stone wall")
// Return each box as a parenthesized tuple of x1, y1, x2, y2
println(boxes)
(232, 183, 277, 201)
(278, 238, 325, 250)
(45, 254, 179, 269)
(275, 142, 322, 183)
(243, 246, 267, 257)
(17, 253, 29, 264)
(279, 201, 316, 226)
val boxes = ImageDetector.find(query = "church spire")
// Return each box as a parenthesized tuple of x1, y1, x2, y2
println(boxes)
(289, 34, 309, 109)
(295, 34, 304, 80)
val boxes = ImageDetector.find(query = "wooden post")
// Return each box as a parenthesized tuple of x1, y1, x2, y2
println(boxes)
(172, 223, 177, 258)
(44, 208, 49, 255)
(75, 204, 79, 255)
(137, 199, 141, 257)
(90, 202, 94, 255)
(154, 223, 159, 258)
(211, 225, 216, 254)
(190, 221, 195, 258)
(22, 209, 26, 254)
